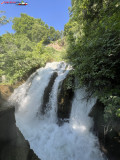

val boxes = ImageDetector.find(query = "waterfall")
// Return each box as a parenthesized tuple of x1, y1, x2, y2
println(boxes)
(9, 62, 106, 160)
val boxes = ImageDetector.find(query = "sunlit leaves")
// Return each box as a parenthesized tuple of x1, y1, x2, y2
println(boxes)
(0, 13, 63, 84)
(12, 13, 61, 44)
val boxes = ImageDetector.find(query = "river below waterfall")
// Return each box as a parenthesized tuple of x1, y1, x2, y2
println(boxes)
(9, 62, 106, 160)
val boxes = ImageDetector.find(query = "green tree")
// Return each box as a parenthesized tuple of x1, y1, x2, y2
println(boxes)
(12, 13, 34, 34)
(0, 11, 9, 26)
(0, 13, 63, 84)
(12, 14, 61, 44)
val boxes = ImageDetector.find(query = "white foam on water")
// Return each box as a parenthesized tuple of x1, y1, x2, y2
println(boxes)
(9, 62, 105, 160)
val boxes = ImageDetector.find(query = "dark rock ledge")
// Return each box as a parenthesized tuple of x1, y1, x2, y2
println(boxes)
(89, 100, 120, 160)
(57, 73, 75, 124)
(41, 72, 58, 114)
(0, 106, 40, 160)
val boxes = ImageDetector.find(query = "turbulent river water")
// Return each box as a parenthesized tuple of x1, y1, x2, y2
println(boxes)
(9, 62, 105, 160)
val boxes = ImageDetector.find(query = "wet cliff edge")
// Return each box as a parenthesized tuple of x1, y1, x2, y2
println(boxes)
(89, 100, 120, 160)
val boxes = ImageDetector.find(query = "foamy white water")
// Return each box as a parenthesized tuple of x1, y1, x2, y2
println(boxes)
(9, 62, 105, 160)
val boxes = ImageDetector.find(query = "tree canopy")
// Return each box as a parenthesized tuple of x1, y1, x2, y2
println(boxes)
(12, 14, 61, 44)
(0, 13, 64, 84)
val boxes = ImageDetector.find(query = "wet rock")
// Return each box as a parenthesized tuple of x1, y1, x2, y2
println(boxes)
(0, 107, 17, 144)
(89, 100, 105, 137)
(57, 73, 74, 121)
(89, 100, 120, 160)
(0, 106, 40, 160)
(0, 92, 5, 106)
(41, 72, 58, 114)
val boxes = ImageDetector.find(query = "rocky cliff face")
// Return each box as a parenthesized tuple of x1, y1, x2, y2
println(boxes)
(0, 106, 40, 160)
(57, 73, 74, 123)
(41, 72, 58, 114)
(89, 100, 120, 160)
(40, 71, 75, 124)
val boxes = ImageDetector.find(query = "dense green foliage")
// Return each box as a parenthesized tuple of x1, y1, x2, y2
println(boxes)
(65, 0, 120, 125)
(0, 13, 64, 84)
(12, 14, 61, 44)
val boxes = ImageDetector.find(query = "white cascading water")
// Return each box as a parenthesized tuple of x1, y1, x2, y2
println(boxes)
(9, 62, 106, 160)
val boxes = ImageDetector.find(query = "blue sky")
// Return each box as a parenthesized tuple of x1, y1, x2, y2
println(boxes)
(0, 0, 71, 35)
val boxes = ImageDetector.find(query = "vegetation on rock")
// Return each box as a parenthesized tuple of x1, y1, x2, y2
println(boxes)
(0, 13, 65, 85)
(65, 0, 120, 127)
